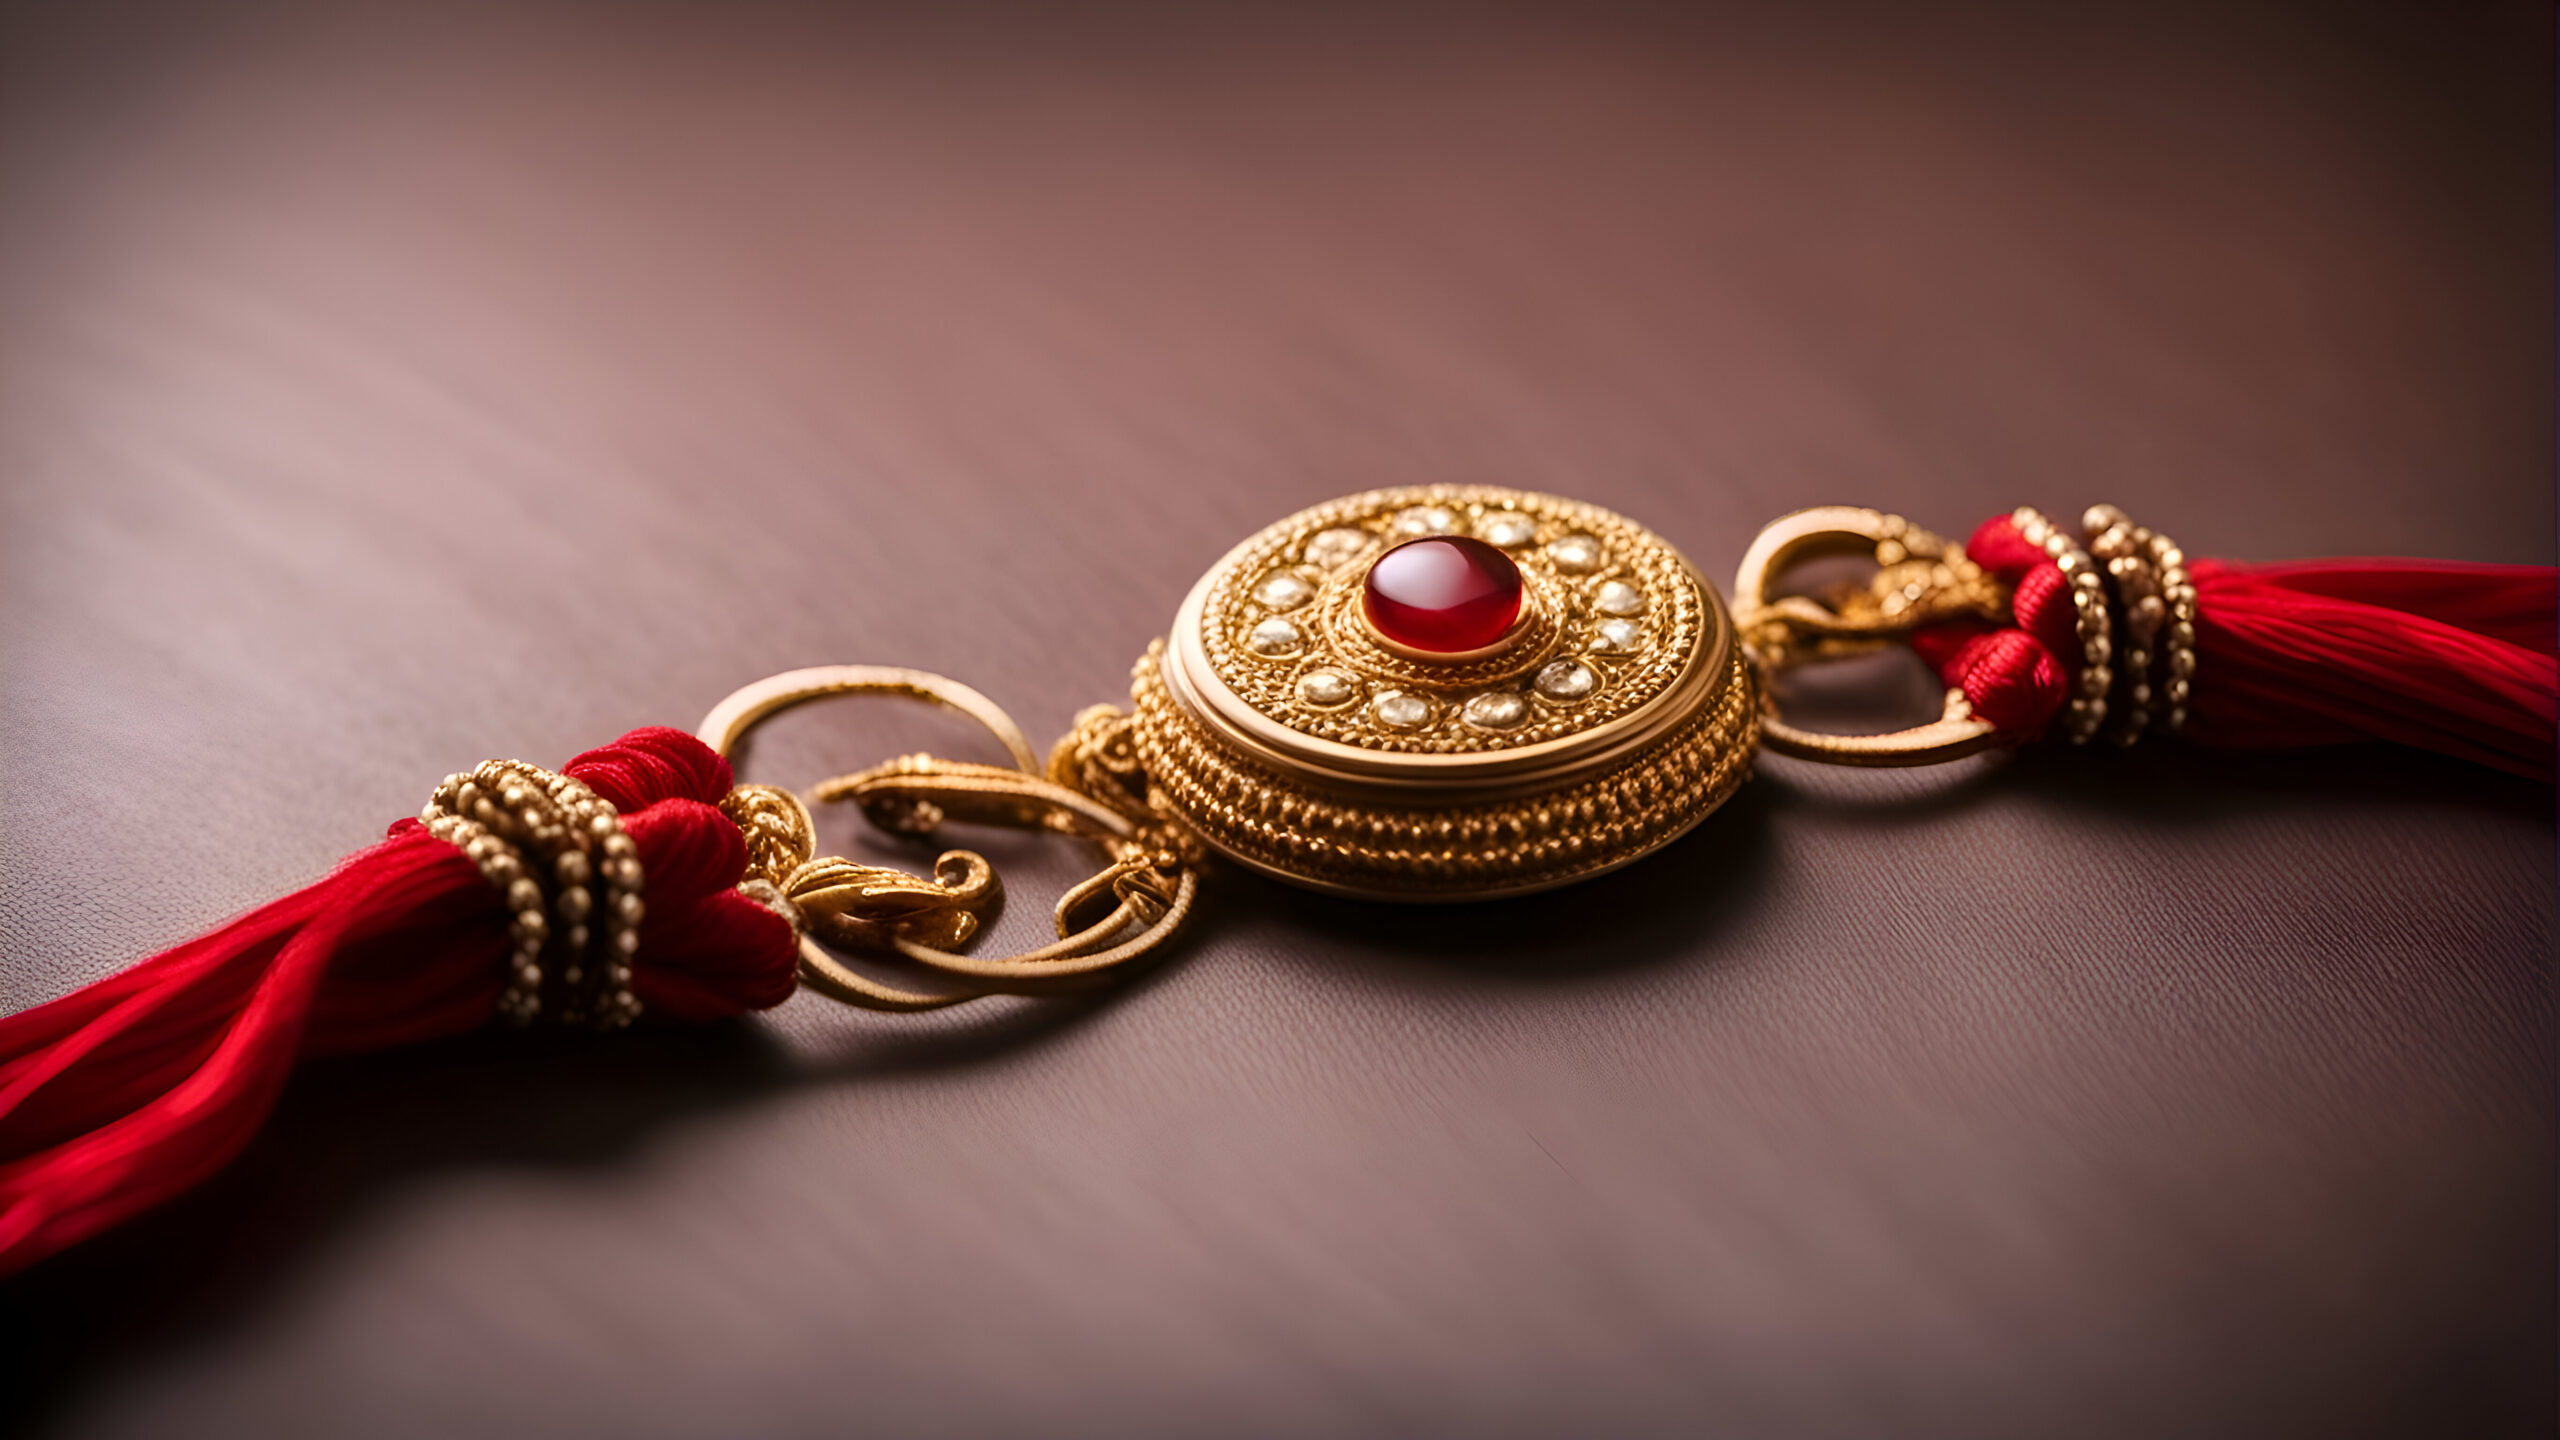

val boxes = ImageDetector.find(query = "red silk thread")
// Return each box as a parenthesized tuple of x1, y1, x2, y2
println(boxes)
(0, 728, 796, 1277)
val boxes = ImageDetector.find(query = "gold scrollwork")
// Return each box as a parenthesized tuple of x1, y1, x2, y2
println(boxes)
(698, 667, 1199, 1013)
(1731, 506, 2014, 767)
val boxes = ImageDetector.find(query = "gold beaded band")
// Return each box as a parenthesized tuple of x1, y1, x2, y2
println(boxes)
(1130, 639, 1760, 898)
(2010, 507, 2113, 743)
(2085, 506, 2160, 746)
(2146, 523, 2198, 733)
(421, 760, 645, 1029)
(2080, 505, 2198, 741)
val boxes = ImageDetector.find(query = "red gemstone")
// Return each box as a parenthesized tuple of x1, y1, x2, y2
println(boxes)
(1362, 536, 1524, 653)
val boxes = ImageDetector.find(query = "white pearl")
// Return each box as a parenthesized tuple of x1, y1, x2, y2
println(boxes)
(1393, 505, 1458, 536)
(1594, 581, 1645, 616)
(1252, 571, 1315, 612)
(1247, 617, 1303, 657)
(1296, 670, 1358, 708)
(1590, 618, 1642, 652)
(1304, 527, 1372, 570)
(1372, 691, 1431, 729)
(1546, 535, 1604, 574)
(1534, 660, 1596, 701)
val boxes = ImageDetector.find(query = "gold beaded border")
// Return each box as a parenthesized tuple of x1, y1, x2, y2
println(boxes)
(2010, 506, 2113, 744)
(1133, 641, 1759, 899)
(2082, 504, 2198, 739)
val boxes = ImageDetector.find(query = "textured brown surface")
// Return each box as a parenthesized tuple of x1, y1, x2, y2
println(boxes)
(0, 3, 2551, 1436)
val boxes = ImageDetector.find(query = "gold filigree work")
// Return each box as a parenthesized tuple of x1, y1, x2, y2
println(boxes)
(1200, 487, 1709, 754)
(697, 666, 1199, 1013)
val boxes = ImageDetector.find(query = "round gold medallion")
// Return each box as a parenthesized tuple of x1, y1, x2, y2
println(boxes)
(1129, 486, 1759, 900)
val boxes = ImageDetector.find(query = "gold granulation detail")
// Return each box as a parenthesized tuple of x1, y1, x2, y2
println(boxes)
(1200, 486, 1707, 754)
(1132, 641, 1759, 898)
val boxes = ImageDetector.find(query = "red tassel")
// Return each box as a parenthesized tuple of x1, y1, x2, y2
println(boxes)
(2185, 559, 2556, 779)
(0, 727, 796, 1277)
(1922, 517, 2557, 780)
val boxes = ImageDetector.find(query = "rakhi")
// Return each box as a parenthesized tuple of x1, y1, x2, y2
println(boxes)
(3, 488, 2551, 1273)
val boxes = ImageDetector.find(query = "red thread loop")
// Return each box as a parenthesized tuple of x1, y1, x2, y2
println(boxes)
(1906, 623, 2067, 739)
(2010, 562, 2081, 663)
(1965, 515, 2050, 581)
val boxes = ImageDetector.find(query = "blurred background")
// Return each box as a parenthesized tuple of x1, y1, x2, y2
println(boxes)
(0, 2, 2550, 1436)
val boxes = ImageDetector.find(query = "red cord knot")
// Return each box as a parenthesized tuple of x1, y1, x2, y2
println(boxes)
(2011, 561, 2084, 663)
(1898, 516, 2080, 741)
(1911, 619, 2067, 739)
(559, 728, 799, 1022)
(1965, 515, 2049, 580)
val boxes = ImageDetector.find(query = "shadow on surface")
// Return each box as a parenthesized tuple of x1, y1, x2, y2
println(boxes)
(1756, 734, 2552, 833)
(0, 738, 2546, 1435)
(0, 790, 1783, 1432)
(0, 986, 1121, 1436)
(2000, 738, 2554, 827)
